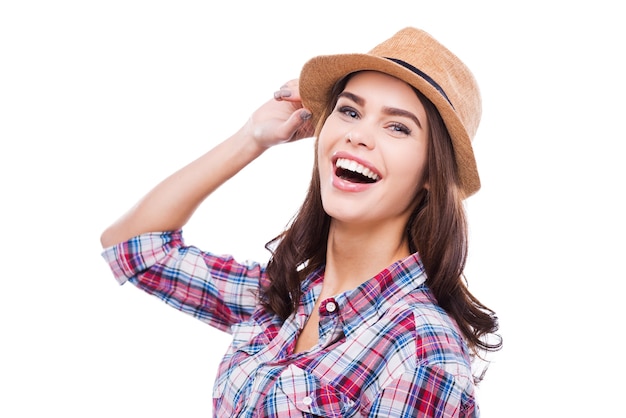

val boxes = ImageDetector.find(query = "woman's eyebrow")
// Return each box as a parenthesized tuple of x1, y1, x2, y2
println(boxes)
(383, 106, 422, 129)
(337, 91, 364, 106)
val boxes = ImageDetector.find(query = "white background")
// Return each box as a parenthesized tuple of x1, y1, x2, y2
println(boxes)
(1, 1, 624, 416)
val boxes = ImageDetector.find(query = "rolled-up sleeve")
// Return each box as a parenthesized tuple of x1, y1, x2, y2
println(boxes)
(101, 230, 265, 332)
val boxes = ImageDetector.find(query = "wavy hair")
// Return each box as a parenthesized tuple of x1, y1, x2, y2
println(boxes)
(261, 74, 501, 363)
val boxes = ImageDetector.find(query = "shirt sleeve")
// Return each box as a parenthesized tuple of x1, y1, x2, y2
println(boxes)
(364, 363, 477, 418)
(101, 230, 265, 333)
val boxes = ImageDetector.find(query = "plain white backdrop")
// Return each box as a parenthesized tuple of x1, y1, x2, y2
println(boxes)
(1, 1, 624, 416)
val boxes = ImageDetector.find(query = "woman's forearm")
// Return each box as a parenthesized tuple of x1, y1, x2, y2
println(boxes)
(100, 80, 312, 249)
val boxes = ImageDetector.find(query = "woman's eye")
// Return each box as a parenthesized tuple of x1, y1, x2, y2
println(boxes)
(390, 123, 411, 135)
(338, 106, 359, 119)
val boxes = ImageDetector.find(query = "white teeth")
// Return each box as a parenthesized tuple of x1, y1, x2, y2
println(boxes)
(336, 158, 379, 181)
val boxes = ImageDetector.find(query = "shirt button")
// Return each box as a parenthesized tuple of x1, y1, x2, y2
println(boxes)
(303, 396, 313, 406)
(325, 301, 337, 313)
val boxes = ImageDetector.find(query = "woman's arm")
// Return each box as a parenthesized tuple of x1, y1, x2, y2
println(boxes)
(100, 80, 312, 248)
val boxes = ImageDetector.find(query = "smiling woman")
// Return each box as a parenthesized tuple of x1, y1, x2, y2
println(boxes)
(100, 27, 501, 417)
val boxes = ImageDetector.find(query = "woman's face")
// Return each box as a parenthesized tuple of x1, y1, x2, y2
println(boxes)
(317, 71, 430, 229)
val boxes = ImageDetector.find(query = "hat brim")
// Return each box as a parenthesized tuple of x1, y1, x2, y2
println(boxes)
(299, 53, 480, 197)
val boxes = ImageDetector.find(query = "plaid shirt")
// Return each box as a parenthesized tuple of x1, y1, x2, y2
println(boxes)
(102, 230, 478, 417)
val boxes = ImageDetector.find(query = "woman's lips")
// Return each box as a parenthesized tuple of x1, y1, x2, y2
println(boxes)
(331, 152, 382, 192)
(335, 158, 379, 183)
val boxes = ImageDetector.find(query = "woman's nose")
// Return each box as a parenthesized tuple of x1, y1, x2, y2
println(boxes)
(345, 130, 375, 149)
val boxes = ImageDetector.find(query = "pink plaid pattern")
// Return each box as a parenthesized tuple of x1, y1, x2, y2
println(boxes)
(103, 231, 478, 417)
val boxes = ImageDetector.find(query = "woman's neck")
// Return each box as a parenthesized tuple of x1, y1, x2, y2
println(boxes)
(322, 220, 411, 296)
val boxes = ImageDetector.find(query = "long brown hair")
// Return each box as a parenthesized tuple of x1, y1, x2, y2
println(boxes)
(261, 73, 501, 360)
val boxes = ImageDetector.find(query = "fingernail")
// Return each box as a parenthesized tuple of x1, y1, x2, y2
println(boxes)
(300, 110, 312, 121)
(274, 89, 292, 100)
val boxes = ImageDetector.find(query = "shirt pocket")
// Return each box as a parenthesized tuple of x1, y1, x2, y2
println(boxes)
(276, 364, 356, 418)
(213, 321, 268, 400)
(229, 320, 269, 353)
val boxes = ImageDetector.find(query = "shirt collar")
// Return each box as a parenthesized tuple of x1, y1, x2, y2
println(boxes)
(303, 253, 427, 337)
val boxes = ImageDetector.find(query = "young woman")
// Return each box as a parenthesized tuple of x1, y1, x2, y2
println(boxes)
(101, 27, 501, 417)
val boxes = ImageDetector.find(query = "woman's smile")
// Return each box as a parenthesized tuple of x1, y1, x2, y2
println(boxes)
(330, 151, 382, 192)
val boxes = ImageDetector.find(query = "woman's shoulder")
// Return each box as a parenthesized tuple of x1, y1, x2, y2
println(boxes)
(384, 285, 472, 370)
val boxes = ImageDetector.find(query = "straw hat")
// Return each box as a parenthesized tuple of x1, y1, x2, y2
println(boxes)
(299, 27, 482, 197)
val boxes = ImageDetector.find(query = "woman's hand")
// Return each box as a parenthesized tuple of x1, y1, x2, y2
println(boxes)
(100, 80, 315, 248)
(244, 79, 315, 150)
